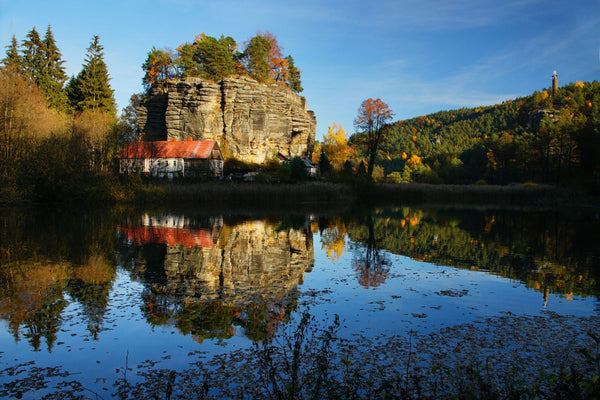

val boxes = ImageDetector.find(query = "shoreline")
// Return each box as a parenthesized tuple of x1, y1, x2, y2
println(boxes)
(149, 181, 597, 210)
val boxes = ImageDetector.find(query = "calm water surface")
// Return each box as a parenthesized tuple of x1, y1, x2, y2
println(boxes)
(0, 205, 599, 396)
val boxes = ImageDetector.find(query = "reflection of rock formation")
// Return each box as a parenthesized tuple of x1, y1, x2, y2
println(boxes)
(119, 216, 314, 341)
(163, 220, 313, 304)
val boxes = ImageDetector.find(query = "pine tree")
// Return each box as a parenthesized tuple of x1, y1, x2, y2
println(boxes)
(243, 35, 271, 82)
(285, 55, 303, 93)
(40, 26, 68, 110)
(1, 35, 22, 72)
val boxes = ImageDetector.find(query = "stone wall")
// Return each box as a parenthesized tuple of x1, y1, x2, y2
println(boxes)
(137, 76, 317, 163)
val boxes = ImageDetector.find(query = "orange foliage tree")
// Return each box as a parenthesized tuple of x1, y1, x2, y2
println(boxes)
(354, 98, 394, 177)
(257, 31, 288, 82)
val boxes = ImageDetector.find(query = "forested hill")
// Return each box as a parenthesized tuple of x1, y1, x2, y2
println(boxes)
(366, 80, 600, 188)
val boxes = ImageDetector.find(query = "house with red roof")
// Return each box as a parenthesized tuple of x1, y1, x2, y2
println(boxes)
(119, 139, 223, 178)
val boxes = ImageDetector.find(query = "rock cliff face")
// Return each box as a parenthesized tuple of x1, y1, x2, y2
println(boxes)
(137, 76, 317, 163)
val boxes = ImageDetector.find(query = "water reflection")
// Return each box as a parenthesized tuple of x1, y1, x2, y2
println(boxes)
(0, 209, 117, 351)
(323, 207, 600, 301)
(117, 213, 314, 342)
(1, 206, 599, 353)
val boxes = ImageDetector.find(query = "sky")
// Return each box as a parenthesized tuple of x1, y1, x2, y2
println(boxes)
(1, 0, 599, 141)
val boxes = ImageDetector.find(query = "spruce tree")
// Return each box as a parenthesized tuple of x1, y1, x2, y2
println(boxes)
(40, 26, 68, 110)
(70, 35, 116, 115)
(21, 27, 44, 85)
(285, 55, 303, 93)
(1, 35, 22, 72)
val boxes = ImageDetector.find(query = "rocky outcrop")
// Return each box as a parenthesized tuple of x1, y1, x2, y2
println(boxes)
(137, 76, 317, 163)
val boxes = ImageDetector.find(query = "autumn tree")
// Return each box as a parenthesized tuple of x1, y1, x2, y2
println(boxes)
(257, 31, 287, 82)
(116, 93, 143, 146)
(72, 109, 117, 173)
(0, 69, 67, 200)
(142, 46, 175, 89)
(353, 98, 394, 177)
(322, 122, 353, 170)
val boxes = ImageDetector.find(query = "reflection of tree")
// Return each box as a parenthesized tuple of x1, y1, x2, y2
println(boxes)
(343, 207, 600, 298)
(350, 215, 390, 288)
(0, 261, 69, 351)
(67, 250, 115, 339)
(320, 217, 348, 262)
(141, 290, 294, 343)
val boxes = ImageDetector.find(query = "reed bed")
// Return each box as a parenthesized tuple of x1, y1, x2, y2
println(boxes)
(147, 181, 573, 209)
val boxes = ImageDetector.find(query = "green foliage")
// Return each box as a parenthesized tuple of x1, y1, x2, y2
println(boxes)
(141, 32, 303, 92)
(244, 35, 271, 82)
(279, 156, 308, 182)
(1, 35, 21, 71)
(359, 81, 600, 188)
(141, 46, 175, 89)
(195, 35, 237, 82)
(285, 55, 303, 93)
(4, 26, 69, 111)
(39, 26, 68, 111)
(68, 35, 116, 115)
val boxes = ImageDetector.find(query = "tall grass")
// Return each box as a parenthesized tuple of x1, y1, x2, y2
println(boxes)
(146, 181, 573, 209)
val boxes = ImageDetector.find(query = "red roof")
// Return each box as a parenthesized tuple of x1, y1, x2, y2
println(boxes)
(120, 140, 218, 159)
(119, 226, 216, 248)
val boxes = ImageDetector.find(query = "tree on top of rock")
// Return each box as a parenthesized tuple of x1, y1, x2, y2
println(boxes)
(258, 31, 287, 82)
(243, 35, 271, 83)
(285, 55, 302, 93)
(142, 46, 175, 89)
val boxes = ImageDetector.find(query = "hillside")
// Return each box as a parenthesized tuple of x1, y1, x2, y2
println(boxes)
(353, 80, 600, 188)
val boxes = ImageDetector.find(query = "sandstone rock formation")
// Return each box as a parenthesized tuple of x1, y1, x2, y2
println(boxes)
(122, 215, 314, 340)
(137, 76, 317, 164)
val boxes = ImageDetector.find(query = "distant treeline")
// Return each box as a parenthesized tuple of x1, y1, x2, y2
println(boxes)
(346, 80, 600, 190)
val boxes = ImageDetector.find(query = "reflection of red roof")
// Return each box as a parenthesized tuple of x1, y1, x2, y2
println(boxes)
(119, 226, 216, 248)
(120, 140, 219, 159)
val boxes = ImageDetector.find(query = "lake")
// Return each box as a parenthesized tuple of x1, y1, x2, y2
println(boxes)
(1, 205, 599, 398)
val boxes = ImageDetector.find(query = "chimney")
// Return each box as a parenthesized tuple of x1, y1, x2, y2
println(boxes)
(187, 137, 192, 141)
(552, 70, 558, 97)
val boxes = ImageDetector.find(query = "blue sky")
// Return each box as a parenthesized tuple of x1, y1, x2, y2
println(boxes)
(2, 0, 599, 140)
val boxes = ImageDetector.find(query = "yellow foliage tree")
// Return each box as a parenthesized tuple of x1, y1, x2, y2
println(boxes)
(73, 109, 116, 172)
(320, 219, 347, 262)
(322, 122, 353, 170)
(406, 154, 422, 169)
